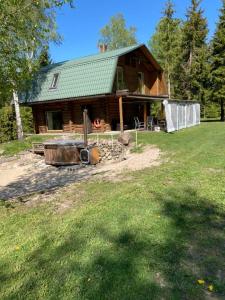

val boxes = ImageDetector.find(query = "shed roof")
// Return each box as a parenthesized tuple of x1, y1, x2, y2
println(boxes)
(23, 44, 161, 104)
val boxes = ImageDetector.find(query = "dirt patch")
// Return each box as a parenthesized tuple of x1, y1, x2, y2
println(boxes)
(98, 145, 160, 173)
(0, 164, 30, 187)
(94, 145, 161, 181)
(0, 145, 161, 201)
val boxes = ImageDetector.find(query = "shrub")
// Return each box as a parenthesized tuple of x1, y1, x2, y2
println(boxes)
(20, 107, 34, 134)
(0, 106, 34, 143)
(0, 106, 17, 143)
(202, 103, 220, 119)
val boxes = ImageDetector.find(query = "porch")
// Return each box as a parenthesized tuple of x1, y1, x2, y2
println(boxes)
(31, 93, 168, 134)
(116, 91, 168, 133)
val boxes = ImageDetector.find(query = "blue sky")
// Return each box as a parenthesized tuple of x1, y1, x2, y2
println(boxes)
(49, 0, 222, 63)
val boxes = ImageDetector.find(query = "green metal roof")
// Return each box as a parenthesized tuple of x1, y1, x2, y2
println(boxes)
(24, 44, 143, 104)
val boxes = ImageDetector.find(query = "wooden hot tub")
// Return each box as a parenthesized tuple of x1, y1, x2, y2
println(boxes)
(44, 140, 85, 166)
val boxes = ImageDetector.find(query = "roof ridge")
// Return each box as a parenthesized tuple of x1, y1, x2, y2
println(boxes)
(40, 56, 118, 74)
(40, 44, 143, 73)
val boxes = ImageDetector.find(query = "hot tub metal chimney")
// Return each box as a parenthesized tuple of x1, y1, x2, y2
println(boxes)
(83, 109, 88, 148)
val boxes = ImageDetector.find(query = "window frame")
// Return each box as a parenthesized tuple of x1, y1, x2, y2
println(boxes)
(46, 110, 63, 131)
(49, 73, 60, 90)
(116, 66, 125, 90)
(137, 72, 145, 94)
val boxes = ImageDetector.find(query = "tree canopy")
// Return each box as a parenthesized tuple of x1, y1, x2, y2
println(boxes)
(175, 0, 209, 101)
(211, 0, 225, 120)
(99, 14, 137, 50)
(0, 0, 74, 105)
(149, 1, 181, 98)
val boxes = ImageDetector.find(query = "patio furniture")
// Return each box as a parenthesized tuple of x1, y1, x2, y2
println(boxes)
(158, 119, 166, 130)
(134, 117, 145, 130)
(147, 116, 154, 131)
(32, 142, 44, 155)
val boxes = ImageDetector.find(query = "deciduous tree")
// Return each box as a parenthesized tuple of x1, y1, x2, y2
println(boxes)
(99, 14, 137, 50)
(0, 0, 74, 139)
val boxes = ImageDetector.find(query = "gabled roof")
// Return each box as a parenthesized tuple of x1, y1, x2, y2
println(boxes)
(23, 44, 162, 104)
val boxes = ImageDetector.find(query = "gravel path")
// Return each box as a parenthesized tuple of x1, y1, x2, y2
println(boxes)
(0, 146, 161, 200)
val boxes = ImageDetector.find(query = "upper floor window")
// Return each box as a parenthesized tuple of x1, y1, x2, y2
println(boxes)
(138, 72, 145, 94)
(116, 67, 125, 90)
(50, 73, 59, 89)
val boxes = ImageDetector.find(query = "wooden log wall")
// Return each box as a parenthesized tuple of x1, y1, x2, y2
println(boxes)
(32, 97, 116, 134)
(117, 50, 167, 96)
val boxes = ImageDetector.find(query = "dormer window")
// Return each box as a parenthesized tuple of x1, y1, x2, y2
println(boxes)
(50, 73, 59, 89)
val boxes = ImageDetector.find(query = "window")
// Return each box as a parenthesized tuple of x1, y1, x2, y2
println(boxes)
(138, 72, 145, 94)
(116, 67, 125, 90)
(50, 73, 59, 89)
(46, 111, 63, 130)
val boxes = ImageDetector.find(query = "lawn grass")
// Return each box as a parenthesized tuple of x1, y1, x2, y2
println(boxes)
(1, 122, 225, 299)
(0, 135, 57, 156)
(0, 133, 120, 156)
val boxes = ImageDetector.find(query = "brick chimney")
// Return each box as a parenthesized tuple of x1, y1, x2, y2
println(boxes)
(98, 43, 108, 53)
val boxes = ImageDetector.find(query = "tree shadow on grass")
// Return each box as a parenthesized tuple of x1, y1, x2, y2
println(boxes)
(0, 165, 95, 200)
(1, 187, 225, 299)
(154, 187, 225, 298)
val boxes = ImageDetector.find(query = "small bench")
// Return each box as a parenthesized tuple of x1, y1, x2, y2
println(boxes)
(32, 142, 44, 155)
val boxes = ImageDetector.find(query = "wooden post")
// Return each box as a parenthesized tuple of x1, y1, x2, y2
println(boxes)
(83, 109, 88, 147)
(119, 96, 124, 133)
(135, 130, 138, 147)
(144, 103, 147, 130)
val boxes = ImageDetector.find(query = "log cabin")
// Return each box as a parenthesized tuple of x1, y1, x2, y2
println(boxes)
(23, 44, 168, 133)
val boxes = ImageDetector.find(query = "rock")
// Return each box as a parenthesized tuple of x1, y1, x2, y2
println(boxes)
(0, 149, 5, 155)
(97, 140, 125, 162)
(117, 132, 132, 146)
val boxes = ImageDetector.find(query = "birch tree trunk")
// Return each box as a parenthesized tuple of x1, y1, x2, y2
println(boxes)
(13, 91, 24, 140)
(167, 73, 171, 99)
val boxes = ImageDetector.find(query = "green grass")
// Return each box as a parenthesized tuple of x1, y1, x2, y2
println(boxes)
(0, 133, 120, 156)
(0, 135, 58, 156)
(1, 122, 225, 299)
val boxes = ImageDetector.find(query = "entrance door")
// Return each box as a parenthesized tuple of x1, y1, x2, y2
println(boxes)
(46, 111, 63, 130)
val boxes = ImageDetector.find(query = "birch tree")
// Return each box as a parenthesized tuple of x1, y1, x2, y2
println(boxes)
(0, 0, 74, 139)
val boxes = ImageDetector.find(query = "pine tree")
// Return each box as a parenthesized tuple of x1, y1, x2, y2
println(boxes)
(175, 0, 209, 102)
(39, 47, 53, 67)
(149, 1, 181, 98)
(211, 0, 225, 121)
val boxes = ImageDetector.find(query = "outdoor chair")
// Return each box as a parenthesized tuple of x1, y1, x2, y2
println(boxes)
(134, 117, 145, 130)
(158, 119, 166, 130)
(147, 116, 154, 131)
